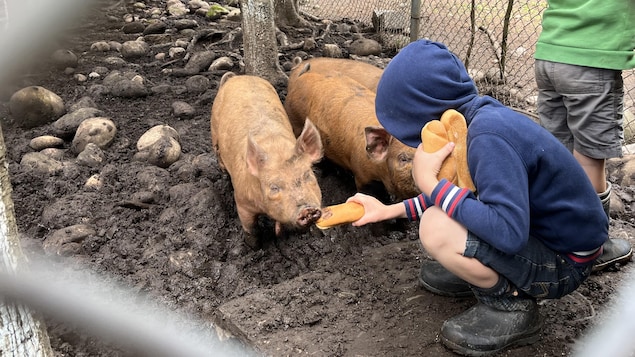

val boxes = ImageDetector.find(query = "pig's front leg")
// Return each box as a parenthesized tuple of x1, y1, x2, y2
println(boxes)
(275, 221, 283, 237)
(236, 203, 260, 249)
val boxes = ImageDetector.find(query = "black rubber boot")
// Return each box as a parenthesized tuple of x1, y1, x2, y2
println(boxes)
(593, 182, 633, 272)
(418, 260, 472, 297)
(440, 277, 542, 356)
(440, 301, 542, 356)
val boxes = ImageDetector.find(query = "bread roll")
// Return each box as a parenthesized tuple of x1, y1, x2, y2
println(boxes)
(440, 109, 475, 191)
(315, 201, 365, 229)
(420, 120, 457, 184)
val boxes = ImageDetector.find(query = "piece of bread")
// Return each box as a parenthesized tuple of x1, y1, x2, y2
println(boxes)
(440, 109, 475, 191)
(315, 201, 365, 229)
(420, 120, 457, 184)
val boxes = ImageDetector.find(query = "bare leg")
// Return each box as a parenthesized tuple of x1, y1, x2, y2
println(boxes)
(419, 207, 499, 289)
(573, 149, 606, 193)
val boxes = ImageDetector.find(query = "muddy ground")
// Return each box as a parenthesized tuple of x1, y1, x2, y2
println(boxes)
(2, 1, 635, 356)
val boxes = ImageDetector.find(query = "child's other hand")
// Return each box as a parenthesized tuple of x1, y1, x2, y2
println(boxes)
(413, 142, 455, 195)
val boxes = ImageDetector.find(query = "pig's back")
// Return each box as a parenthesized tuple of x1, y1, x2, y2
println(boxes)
(211, 75, 295, 173)
(285, 71, 379, 168)
(292, 57, 383, 92)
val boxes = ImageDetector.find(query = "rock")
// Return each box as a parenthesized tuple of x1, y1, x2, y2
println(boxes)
(51, 49, 78, 69)
(169, 47, 186, 58)
(185, 74, 210, 93)
(150, 84, 172, 94)
(76, 142, 106, 168)
(86, 84, 108, 97)
(121, 40, 150, 59)
(29, 135, 65, 151)
(71, 117, 117, 154)
(192, 153, 221, 181)
(131, 191, 156, 204)
(43, 224, 96, 256)
(136, 165, 171, 197)
(170, 50, 216, 76)
(173, 19, 199, 30)
(608, 155, 635, 187)
(122, 21, 145, 34)
(9, 86, 66, 128)
(84, 174, 103, 190)
(167, 0, 189, 16)
(53, 107, 104, 138)
(103, 71, 149, 98)
(40, 148, 66, 161)
(143, 20, 168, 35)
(171, 85, 188, 95)
(225, 7, 241, 21)
(188, 0, 210, 11)
(349, 38, 382, 56)
(69, 96, 97, 112)
(172, 101, 195, 119)
(323, 44, 343, 58)
(135, 124, 182, 168)
(103, 56, 127, 68)
(303, 38, 317, 51)
(174, 39, 190, 47)
(138, 125, 180, 150)
(209, 56, 234, 71)
(108, 41, 123, 52)
(110, 77, 149, 97)
(92, 66, 110, 76)
(90, 41, 111, 52)
(170, 157, 197, 181)
(20, 152, 64, 175)
(74, 74, 88, 82)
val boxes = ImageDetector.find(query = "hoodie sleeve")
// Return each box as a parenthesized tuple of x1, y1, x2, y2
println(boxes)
(403, 193, 434, 221)
(438, 132, 531, 255)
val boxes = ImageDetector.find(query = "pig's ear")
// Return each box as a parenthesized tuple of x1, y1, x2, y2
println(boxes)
(246, 136, 267, 176)
(298, 63, 311, 77)
(296, 118, 323, 162)
(364, 126, 390, 161)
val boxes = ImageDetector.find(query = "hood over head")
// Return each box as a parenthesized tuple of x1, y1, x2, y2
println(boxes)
(375, 40, 478, 148)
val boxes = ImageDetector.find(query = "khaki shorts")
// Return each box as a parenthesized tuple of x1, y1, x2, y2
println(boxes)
(534, 60, 624, 159)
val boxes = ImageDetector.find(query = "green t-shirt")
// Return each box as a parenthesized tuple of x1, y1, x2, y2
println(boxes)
(534, 0, 635, 70)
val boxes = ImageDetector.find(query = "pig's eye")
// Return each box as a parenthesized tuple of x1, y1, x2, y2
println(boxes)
(398, 153, 412, 165)
(269, 184, 281, 194)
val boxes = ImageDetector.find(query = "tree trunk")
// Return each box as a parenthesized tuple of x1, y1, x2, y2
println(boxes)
(0, 123, 53, 357)
(273, 0, 310, 28)
(239, 0, 288, 87)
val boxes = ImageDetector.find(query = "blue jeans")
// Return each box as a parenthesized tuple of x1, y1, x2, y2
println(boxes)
(464, 233, 592, 299)
(534, 59, 624, 159)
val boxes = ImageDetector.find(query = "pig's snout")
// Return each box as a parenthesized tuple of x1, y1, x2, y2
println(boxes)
(297, 206, 322, 226)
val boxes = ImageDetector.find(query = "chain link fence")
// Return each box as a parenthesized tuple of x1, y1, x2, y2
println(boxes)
(299, 0, 635, 147)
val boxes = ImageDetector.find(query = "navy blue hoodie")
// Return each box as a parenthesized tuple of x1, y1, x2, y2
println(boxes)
(375, 40, 607, 257)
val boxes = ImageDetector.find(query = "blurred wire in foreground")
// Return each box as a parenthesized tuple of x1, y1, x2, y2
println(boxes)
(0, 1, 257, 356)
(572, 267, 635, 357)
(0, 0, 94, 85)
(0, 259, 259, 357)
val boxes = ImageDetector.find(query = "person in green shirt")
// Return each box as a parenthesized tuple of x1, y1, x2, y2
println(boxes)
(534, 0, 635, 271)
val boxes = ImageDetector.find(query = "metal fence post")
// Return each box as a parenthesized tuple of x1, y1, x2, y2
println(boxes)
(409, 0, 421, 42)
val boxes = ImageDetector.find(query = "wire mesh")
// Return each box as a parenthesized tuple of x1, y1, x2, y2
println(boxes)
(300, 0, 635, 146)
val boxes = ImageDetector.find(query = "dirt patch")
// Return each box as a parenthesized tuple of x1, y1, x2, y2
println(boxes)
(1, 1, 634, 356)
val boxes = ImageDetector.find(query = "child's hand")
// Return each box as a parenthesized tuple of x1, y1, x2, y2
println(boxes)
(346, 193, 388, 226)
(413, 142, 455, 196)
